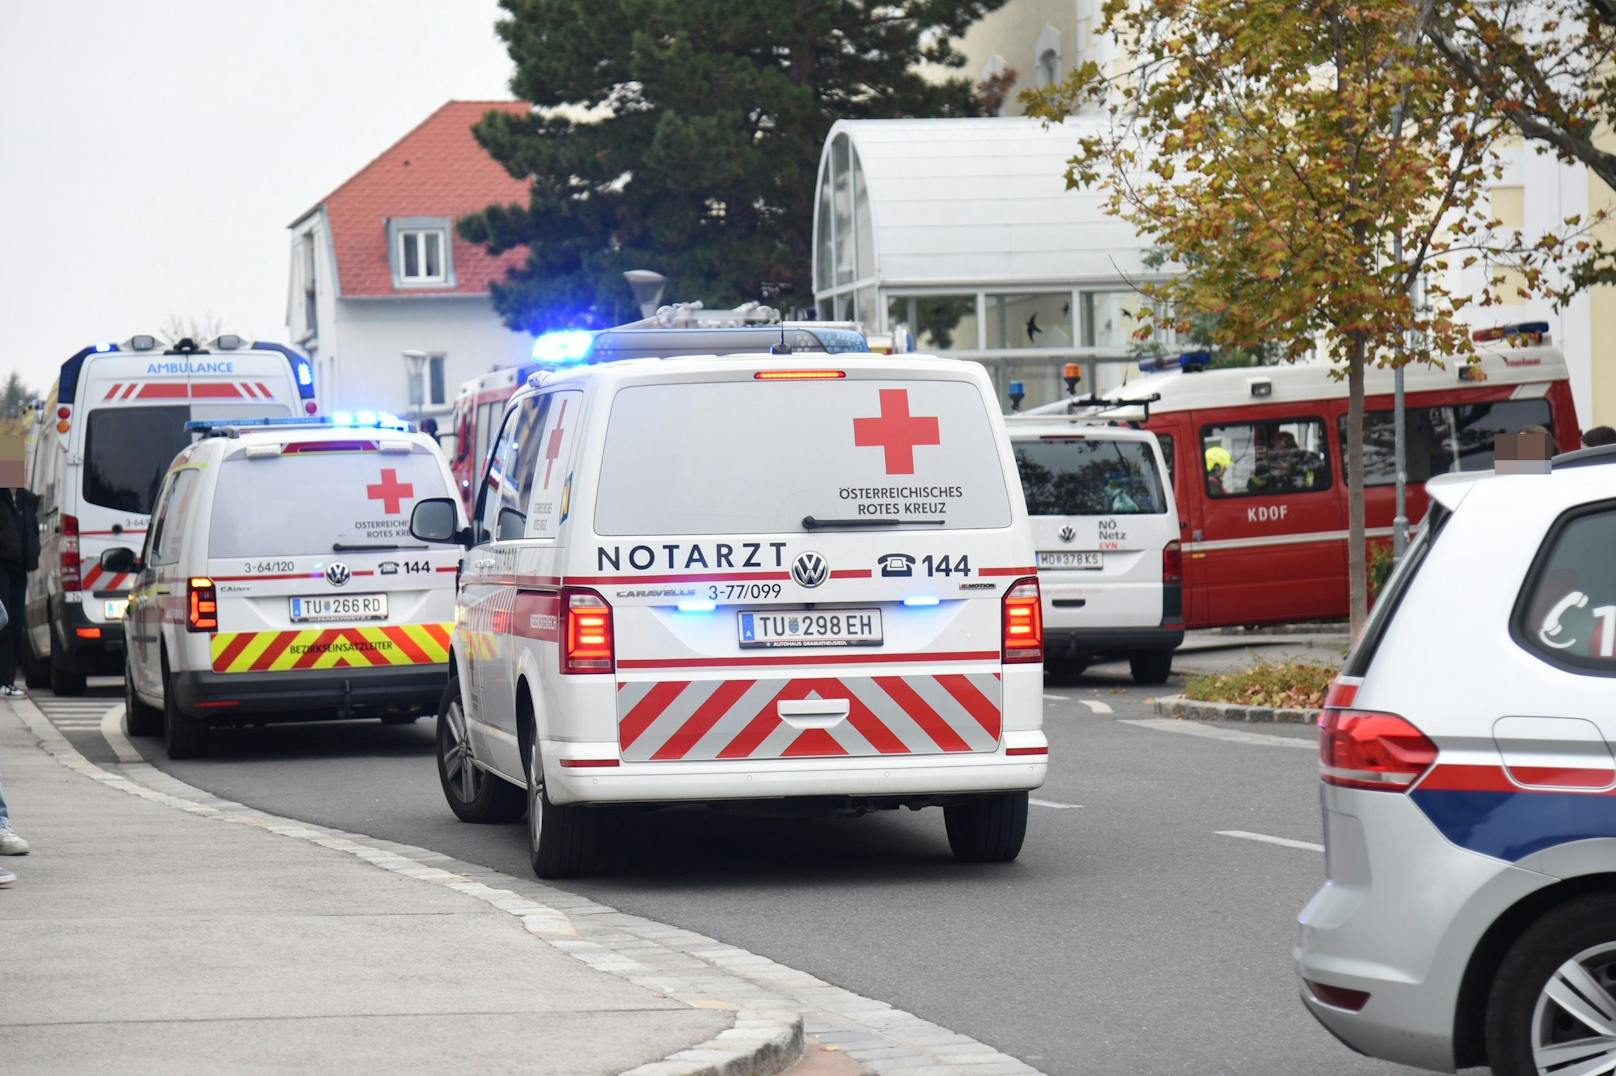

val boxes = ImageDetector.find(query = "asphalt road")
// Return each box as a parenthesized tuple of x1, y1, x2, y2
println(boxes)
(41, 651, 1409, 1076)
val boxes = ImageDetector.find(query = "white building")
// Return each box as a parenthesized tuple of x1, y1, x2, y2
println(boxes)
(812, 117, 1164, 409)
(285, 100, 535, 419)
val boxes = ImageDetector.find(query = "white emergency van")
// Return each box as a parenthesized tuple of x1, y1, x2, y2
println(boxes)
(106, 417, 463, 759)
(24, 335, 317, 695)
(1005, 418, 1183, 683)
(409, 351, 1048, 878)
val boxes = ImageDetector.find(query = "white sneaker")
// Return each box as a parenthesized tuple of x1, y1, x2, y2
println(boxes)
(0, 865, 14, 887)
(0, 827, 28, 855)
(0, 685, 25, 699)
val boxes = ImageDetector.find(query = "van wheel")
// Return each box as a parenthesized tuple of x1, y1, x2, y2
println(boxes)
(22, 632, 50, 690)
(436, 675, 524, 823)
(50, 659, 86, 697)
(162, 667, 207, 759)
(944, 792, 1028, 863)
(1047, 656, 1089, 679)
(124, 663, 162, 737)
(527, 738, 595, 879)
(1129, 650, 1174, 685)
(1486, 892, 1616, 1076)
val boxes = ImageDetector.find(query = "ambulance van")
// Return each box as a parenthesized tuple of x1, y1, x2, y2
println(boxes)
(24, 335, 315, 694)
(107, 417, 463, 759)
(409, 351, 1048, 877)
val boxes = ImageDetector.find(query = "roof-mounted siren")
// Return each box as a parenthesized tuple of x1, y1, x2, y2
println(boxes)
(1137, 350, 1211, 373)
(1007, 380, 1026, 412)
(1473, 320, 1550, 346)
(531, 328, 596, 367)
(121, 334, 158, 352)
(208, 334, 246, 350)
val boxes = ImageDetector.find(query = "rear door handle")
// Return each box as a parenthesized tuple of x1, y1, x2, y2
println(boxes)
(778, 699, 850, 729)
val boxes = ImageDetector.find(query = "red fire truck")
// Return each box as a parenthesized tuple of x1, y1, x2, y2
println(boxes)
(1041, 326, 1581, 629)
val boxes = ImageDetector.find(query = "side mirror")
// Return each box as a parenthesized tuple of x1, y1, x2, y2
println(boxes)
(409, 498, 466, 546)
(100, 547, 140, 574)
(496, 506, 526, 542)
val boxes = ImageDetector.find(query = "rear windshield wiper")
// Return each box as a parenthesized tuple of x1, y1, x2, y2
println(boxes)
(332, 542, 429, 551)
(801, 516, 946, 530)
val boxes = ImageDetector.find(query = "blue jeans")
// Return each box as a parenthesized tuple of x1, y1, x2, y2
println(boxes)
(0, 768, 10, 829)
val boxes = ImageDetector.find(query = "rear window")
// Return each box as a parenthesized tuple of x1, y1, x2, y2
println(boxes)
(1013, 437, 1167, 516)
(84, 406, 191, 514)
(1514, 500, 1616, 675)
(208, 448, 450, 557)
(594, 378, 1012, 535)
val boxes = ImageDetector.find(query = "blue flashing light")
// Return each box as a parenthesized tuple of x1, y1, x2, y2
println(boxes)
(332, 410, 354, 426)
(93, 342, 115, 353)
(676, 599, 717, 613)
(1178, 350, 1213, 372)
(185, 415, 412, 433)
(356, 410, 377, 426)
(902, 596, 941, 607)
(1137, 355, 1165, 373)
(532, 329, 596, 365)
(296, 360, 314, 387)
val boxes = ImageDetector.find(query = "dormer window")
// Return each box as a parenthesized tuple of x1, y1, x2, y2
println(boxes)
(388, 217, 455, 287)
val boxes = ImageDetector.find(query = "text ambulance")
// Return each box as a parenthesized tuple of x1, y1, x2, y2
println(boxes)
(411, 351, 1045, 878)
(24, 335, 315, 694)
(1059, 326, 1579, 628)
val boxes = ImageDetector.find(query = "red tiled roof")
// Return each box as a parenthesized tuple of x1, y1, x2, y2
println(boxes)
(304, 100, 530, 298)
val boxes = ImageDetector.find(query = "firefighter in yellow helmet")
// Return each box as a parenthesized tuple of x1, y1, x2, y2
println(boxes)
(1205, 445, 1233, 498)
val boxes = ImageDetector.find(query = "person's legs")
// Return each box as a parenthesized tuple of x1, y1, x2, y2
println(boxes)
(0, 570, 24, 691)
(0, 768, 26, 853)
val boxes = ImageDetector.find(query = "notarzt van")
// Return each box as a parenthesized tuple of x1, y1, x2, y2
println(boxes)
(1006, 419, 1183, 682)
(25, 335, 316, 695)
(410, 352, 1047, 877)
(107, 417, 463, 759)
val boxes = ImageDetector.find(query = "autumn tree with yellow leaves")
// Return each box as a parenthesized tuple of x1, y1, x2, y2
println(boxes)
(1028, 0, 1592, 635)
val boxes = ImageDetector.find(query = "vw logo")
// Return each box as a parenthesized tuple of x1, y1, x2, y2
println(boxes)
(1058, 525, 1076, 544)
(791, 551, 828, 589)
(325, 562, 351, 587)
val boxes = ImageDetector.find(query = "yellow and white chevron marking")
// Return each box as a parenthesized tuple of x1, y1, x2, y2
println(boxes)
(210, 623, 452, 673)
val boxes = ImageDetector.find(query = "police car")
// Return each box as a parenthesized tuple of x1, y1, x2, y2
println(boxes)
(409, 351, 1047, 878)
(1005, 417, 1182, 682)
(1297, 443, 1616, 1074)
(105, 417, 464, 759)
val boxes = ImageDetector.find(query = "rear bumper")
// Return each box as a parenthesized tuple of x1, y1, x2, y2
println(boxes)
(52, 596, 126, 672)
(1046, 625, 1184, 657)
(170, 664, 448, 720)
(543, 735, 1049, 806)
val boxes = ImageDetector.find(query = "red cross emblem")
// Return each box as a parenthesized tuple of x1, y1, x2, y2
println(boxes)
(542, 400, 569, 488)
(366, 468, 415, 515)
(852, 389, 940, 475)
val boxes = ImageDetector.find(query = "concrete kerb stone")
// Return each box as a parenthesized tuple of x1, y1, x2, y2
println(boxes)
(1154, 694, 1322, 725)
(7, 697, 1046, 1075)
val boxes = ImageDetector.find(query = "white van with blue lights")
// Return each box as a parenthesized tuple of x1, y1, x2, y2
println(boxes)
(24, 334, 316, 696)
(410, 347, 1046, 878)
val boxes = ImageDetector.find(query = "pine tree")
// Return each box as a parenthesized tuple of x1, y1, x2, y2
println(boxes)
(461, 0, 1008, 332)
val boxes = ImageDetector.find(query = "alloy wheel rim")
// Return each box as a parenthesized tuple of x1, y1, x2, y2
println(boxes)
(1531, 942, 1616, 1074)
(528, 741, 543, 851)
(440, 699, 480, 802)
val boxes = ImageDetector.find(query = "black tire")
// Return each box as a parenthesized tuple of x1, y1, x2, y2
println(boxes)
(526, 736, 596, 879)
(124, 663, 163, 737)
(1128, 650, 1174, 685)
(49, 658, 86, 697)
(1486, 892, 1616, 1075)
(1046, 655, 1089, 679)
(944, 791, 1028, 863)
(162, 663, 207, 759)
(22, 630, 50, 690)
(436, 675, 524, 823)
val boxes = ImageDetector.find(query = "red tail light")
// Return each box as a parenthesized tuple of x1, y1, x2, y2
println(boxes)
(1305, 980, 1370, 1011)
(1002, 578, 1043, 664)
(61, 513, 81, 592)
(1162, 539, 1182, 585)
(1319, 708, 1437, 792)
(561, 587, 614, 674)
(187, 577, 218, 632)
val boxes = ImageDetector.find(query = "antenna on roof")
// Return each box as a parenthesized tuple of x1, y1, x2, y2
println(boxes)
(770, 324, 791, 355)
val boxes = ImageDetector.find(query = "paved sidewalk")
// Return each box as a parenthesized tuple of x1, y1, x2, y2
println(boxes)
(0, 700, 733, 1074)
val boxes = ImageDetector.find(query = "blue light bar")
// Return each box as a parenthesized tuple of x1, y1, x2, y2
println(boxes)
(185, 415, 413, 433)
(902, 596, 940, 607)
(532, 329, 596, 365)
(93, 342, 115, 353)
(676, 599, 717, 613)
(1137, 355, 1165, 373)
(1178, 350, 1213, 371)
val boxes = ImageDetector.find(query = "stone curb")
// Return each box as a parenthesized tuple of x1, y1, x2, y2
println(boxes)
(8, 699, 1045, 1075)
(1155, 694, 1321, 725)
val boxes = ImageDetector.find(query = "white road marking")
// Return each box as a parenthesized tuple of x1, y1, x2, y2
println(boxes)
(1043, 693, 1114, 714)
(1216, 830, 1324, 853)
(100, 703, 143, 763)
(1042, 693, 1064, 702)
(1030, 798, 1083, 810)
(1120, 717, 1317, 750)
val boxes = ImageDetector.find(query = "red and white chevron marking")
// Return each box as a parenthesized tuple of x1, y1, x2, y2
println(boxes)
(617, 673, 1002, 762)
(79, 564, 132, 592)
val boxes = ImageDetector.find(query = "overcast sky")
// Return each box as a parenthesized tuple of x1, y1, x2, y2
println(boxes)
(0, 0, 515, 391)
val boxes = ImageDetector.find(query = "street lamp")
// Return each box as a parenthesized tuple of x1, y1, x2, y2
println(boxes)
(401, 349, 428, 424)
